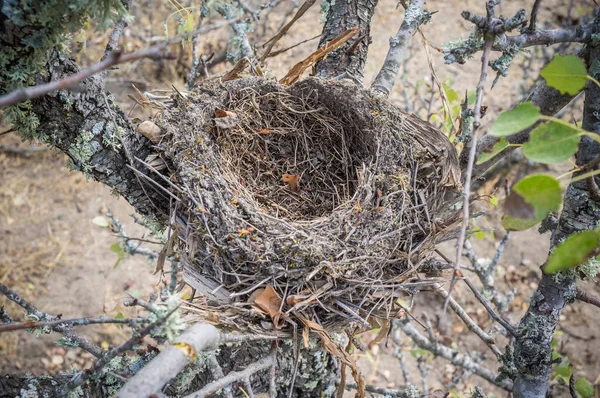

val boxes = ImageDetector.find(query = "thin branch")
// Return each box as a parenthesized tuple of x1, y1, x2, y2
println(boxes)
(60, 305, 179, 395)
(460, 273, 518, 337)
(528, 0, 542, 32)
(259, 0, 317, 62)
(187, 0, 208, 90)
(0, 316, 149, 333)
(102, 17, 129, 61)
(576, 287, 600, 308)
(371, 0, 428, 97)
(444, 34, 494, 315)
(182, 352, 276, 398)
(395, 319, 513, 391)
(435, 285, 502, 357)
(0, 282, 104, 358)
(206, 354, 234, 398)
(0, 19, 240, 108)
(340, 382, 410, 397)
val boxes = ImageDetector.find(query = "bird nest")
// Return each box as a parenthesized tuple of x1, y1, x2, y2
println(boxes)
(158, 77, 460, 332)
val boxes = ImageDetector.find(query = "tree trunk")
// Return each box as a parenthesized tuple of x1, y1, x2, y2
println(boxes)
(510, 44, 600, 398)
(315, 0, 379, 79)
(30, 51, 171, 220)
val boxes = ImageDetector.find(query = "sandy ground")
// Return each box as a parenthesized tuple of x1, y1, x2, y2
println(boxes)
(1, 0, 599, 395)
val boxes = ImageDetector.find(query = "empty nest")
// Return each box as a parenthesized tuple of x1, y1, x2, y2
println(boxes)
(158, 77, 460, 332)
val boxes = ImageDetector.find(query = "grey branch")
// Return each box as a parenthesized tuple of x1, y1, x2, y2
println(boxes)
(0, 282, 104, 358)
(62, 305, 179, 396)
(371, 0, 428, 97)
(182, 352, 276, 398)
(0, 19, 240, 108)
(395, 319, 513, 391)
(0, 316, 149, 333)
(116, 323, 220, 397)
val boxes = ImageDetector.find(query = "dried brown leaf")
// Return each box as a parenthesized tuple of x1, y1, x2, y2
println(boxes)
(280, 27, 360, 85)
(282, 174, 300, 192)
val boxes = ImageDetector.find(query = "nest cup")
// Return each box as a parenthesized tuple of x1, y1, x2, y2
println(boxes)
(162, 77, 459, 331)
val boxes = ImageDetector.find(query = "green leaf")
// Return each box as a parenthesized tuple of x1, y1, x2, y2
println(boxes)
(522, 122, 580, 163)
(115, 312, 125, 319)
(501, 175, 562, 231)
(541, 55, 587, 95)
(490, 102, 541, 137)
(554, 360, 572, 382)
(490, 195, 499, 206)
(472, 226, 485, 240)
(544, 231, 600, 274)
(477, 137, 509, 164)
(110, 243, 125, 269)
(443, 83, 460, 104)
(575, 377, 594, 398)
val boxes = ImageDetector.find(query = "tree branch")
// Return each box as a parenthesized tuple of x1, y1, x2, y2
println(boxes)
(576, 287, 600, 308)
(182, 352, 276, 398)
(395, 319, 513, 391)
(371, 0, 428, 97)
(0, 282, 104, 358)
(0, 316, 149, 333)
(511, 43, 600, 398)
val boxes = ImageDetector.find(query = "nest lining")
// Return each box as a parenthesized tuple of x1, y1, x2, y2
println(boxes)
(159, 77, 459, 332)
(215, 87, 370, 221)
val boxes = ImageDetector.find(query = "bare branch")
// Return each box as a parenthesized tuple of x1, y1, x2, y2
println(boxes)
(0, 316, 149, 333)
(371, 0, 429, 97)
(259, 0, 317, 62)
(460, 273, 518, 337)
(444, 32, 494, 315)
(528, 0, 543, 32)
(102, 17, 129, 62)
(0, 282, 104, 358)
(395, 319, 513, 391)
(182, 352, 276, 398)
(0, 19, 240, 109)
(435, 285, 502, 357)
(117, 323, 220, 397)
(576, 287, 600, 308)
(61, 305, 179, 396)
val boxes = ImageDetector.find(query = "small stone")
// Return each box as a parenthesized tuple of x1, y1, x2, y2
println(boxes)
(51, 355, 64, 366)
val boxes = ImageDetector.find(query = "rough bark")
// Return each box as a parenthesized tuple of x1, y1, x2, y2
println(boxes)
(30, 51, 170, 219)
(510, 44, 600, 398)
(315, 0, 379, 79)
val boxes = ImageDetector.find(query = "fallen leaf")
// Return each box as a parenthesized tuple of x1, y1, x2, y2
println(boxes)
(247, 288, 265, 304)
(92, 216, 109, 228)
(215, 109, 238, 118)
(282, 174, 300, 192)
(238, 226, 255, 236)
(214, 109, 239, 129)
(257, 128, 270, 134)
(136, 121, 162, 143)
(254, 285, 283, 318)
